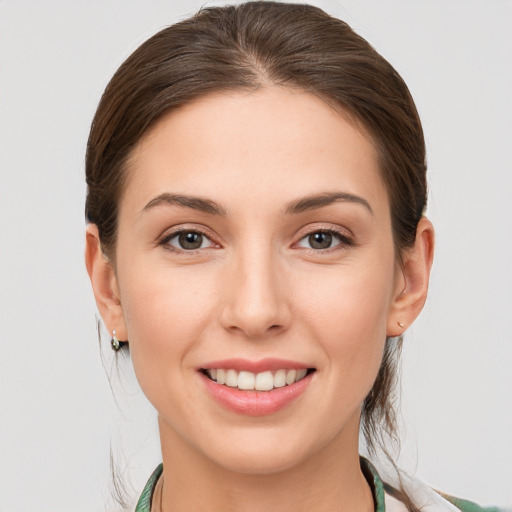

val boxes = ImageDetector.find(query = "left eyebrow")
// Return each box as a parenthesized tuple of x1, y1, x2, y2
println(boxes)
(142, 193, 226, 216)
(285, 192, 373, 215)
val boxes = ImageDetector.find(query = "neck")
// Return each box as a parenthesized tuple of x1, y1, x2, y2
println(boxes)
(154, 416, 374, 512)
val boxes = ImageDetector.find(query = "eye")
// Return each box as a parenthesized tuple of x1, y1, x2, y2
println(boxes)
(164, 230, 215, 251)
(296, 230, 351, 250)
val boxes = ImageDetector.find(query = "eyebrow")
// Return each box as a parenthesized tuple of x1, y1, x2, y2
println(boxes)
(285, 192, 373, 215)
(142, 191, 372, 217)
(142, 193, 226, 216)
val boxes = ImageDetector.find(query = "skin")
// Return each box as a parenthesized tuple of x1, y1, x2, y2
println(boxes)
(86, 87, 434, 512)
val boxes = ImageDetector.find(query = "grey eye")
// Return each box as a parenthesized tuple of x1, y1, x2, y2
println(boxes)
(166, 231, 214, 251)
(308, 232, 333, 249)
(296, 231, 343, 250)
(178, 232, 203, 250)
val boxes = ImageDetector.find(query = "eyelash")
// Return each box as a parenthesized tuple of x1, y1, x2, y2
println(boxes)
(295, 228, 354, 253)
(158, 226, 354, 254)
(159, 228, 217, 254)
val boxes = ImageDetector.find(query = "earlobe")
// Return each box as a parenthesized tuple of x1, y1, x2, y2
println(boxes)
(387, 217, 435, 337)
(85, 224, 127, 340)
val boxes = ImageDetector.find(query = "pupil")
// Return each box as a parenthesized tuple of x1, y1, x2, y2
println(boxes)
(179, 232, 202, 249)
(309, 232, 332, 249)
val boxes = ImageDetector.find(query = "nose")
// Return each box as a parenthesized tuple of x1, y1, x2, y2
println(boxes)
(219, 247, 291, 339)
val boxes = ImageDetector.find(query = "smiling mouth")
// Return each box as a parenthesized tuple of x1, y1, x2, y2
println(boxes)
(201, 368, 316, 391)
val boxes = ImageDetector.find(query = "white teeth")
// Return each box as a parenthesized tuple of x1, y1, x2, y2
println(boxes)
(273, 369, 287, 388)
(226, 369, 238, 387)
(216, 369, 226, 385)
(296, 369, 307, 381)
(255, 371, 274, 391)
(285, 369, 297, 385)
(238, 371, 255, 390)
(205, 367, 311, 391)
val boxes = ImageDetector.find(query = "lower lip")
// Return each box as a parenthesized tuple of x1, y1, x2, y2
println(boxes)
(201, 372, 313, 416)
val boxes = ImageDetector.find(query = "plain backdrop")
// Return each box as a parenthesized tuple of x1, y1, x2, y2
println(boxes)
(1, 1, 511, 511)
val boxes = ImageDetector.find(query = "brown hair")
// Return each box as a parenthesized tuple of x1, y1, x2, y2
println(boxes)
(86, 2, 426, 508)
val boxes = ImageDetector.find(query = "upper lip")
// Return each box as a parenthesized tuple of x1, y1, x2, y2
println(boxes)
(199, 358, 313, 373)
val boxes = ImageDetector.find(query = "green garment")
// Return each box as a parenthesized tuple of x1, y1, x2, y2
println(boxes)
(134, 464, 162, 512)
(133, 458, 503, 512)
(441, 494, 504, 512)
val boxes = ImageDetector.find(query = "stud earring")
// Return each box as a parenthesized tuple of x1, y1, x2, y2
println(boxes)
(111, 330, 121, 351)
(397, 322, 405, 328)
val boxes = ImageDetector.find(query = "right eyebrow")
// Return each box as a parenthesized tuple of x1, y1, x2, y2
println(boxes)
(285, 191, 373, 216)
(141, 193, 227, 216)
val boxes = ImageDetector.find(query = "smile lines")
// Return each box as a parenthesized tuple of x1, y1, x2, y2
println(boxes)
(203, 368, 313, 391)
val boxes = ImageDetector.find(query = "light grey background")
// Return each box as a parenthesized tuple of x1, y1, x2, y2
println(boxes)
(1, 1, 511, 511)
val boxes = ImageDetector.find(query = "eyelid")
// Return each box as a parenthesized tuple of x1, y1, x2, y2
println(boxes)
(156, 223, 353, 254)
(158, 224, 221, 252)
(292, 223, 354, 251)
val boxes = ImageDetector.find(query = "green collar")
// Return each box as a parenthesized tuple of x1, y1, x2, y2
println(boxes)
(134, 464, 163, 512)
(135, 458, 386, 512)
(362, 457, 387, 512)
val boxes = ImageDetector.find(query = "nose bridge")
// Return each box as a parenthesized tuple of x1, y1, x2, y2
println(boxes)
(221, 237, 289, 338)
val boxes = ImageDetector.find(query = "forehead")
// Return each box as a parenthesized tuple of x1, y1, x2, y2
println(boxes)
(123, 87, 388, 215)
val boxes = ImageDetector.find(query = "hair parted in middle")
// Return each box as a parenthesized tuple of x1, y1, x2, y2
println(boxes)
(85, 0, 427, 489)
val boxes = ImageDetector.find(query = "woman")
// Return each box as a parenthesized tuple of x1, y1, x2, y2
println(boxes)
(84, 2, 501, 511)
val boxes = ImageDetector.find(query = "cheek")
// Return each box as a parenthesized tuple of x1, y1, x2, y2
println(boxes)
(293, 256, 396, 385)
(296, 256, 395, 334)
(117, 261, 218, 384)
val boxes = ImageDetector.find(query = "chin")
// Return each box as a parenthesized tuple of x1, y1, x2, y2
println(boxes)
(199, 426, 329, 476)
(211, 447, 308, 476)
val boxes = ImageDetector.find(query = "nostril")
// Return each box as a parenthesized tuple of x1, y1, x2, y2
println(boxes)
(228, 324, 282, 334)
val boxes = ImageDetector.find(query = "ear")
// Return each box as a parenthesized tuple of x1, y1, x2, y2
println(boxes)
(85, 224, 127, 340)
(387, 217, 435, 337)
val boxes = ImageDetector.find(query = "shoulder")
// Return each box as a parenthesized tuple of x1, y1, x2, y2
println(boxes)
(440, 493, 508, 512)
(362, 457, 509, 512)
(385, 483, 509, 512)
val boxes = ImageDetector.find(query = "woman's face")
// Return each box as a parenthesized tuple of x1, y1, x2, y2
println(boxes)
(112, 87, 405, 474)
